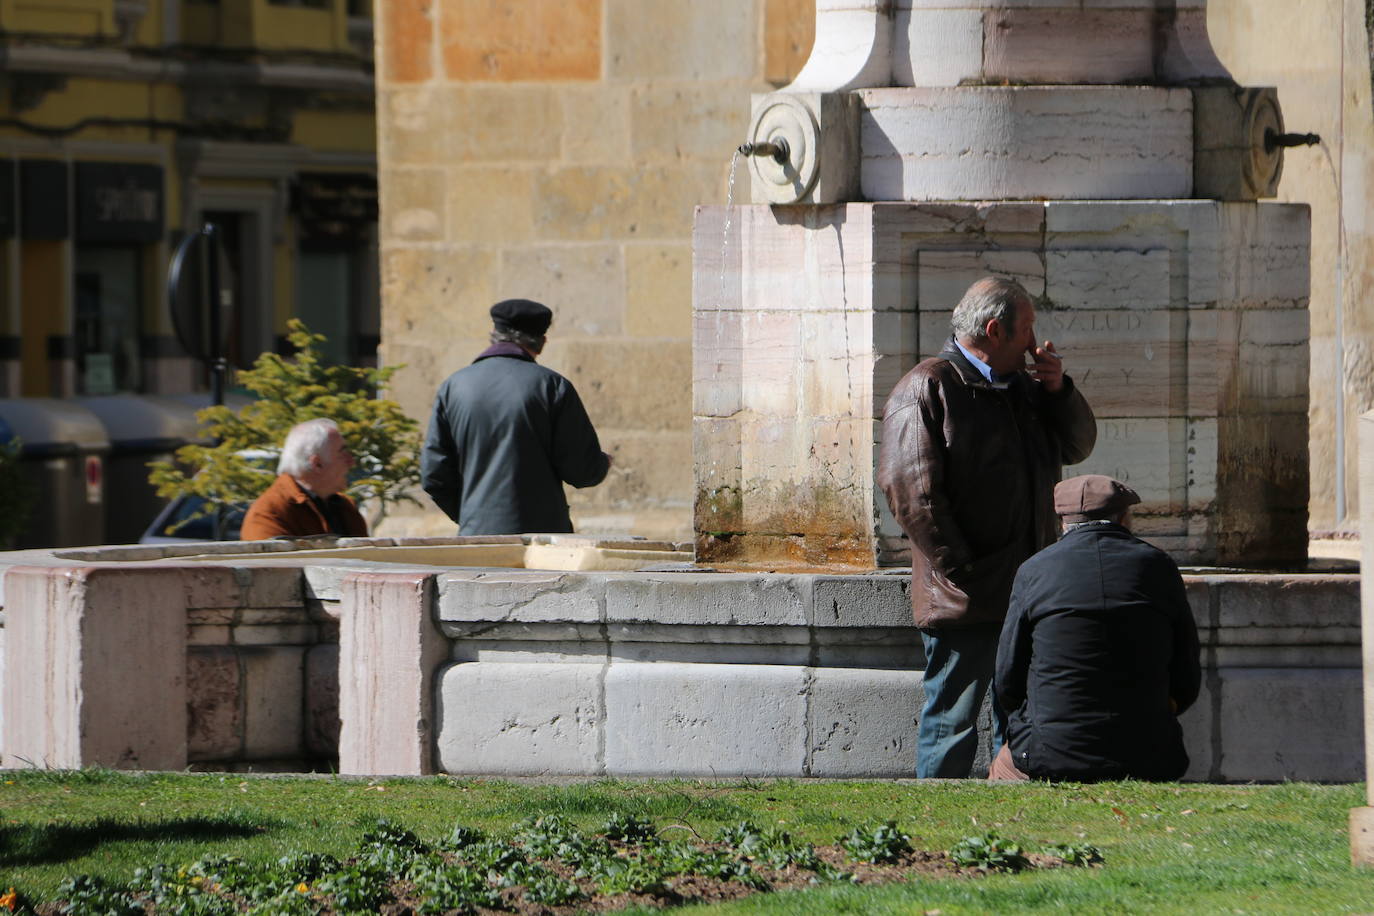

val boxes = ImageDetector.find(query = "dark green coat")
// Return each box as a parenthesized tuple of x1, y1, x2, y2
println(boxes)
(421, 345, 609, 535)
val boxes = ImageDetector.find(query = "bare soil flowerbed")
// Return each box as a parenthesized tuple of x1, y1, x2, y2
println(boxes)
(26, 815, 1097, 916)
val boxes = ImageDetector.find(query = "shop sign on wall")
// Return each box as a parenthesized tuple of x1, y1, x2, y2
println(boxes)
(75, 162, 164, 243)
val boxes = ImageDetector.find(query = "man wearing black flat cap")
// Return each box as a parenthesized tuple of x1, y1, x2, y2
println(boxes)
(421, 298, 612, 534)
(989, 474, 1201, 782)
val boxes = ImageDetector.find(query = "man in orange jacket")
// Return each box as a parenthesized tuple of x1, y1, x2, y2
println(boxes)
(241, 418, 367, 540)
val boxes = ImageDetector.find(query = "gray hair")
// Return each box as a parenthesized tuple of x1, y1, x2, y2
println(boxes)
(490, 327, 546, 353)
(278, 418, 340, 477)
(950, 277, 1032, 342)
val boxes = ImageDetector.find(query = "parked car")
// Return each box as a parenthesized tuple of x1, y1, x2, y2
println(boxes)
(139, 494, 250, 543)
(138, 448, 276, 544)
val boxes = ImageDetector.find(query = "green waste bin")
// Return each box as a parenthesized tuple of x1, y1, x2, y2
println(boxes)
(0, 398, 109, 549)
(75, 395, 207, 545)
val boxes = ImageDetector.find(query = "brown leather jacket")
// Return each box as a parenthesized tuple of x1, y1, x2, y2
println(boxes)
(240, 473, 368, 541)
(878, 338, 1096, 628)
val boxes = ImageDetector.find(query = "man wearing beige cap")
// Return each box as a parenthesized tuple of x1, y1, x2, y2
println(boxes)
(989, 474, 1201, 781)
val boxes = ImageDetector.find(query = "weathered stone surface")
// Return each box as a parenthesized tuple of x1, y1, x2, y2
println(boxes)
(807, 667, 920, 777)
(533, 164, 721, 242)
(240, 647, 305, 760)
(233, 624, 318, 646)
(606, 0, 755, 81)
(436, 661, 603, 775)
(380, 0, 434, 84)
(443, 87, 562, 162)
(498, 245, 624, 336)
(442, 168, 536, 244)
(1214, 576, 1359, 629)
(439, 571, 603, 625)
(893, 7, 982, 87)
(1351, 808, 1374, 866)
(188, 647, 242, 761)
(763, 0, 815, 85)
(544, 339, 691, 434)
(382, 168, 446, 242)
(439, 0, 600, 82)
(560, 87, 630, 163)
(632, 86, 749, 164)
(2, 566, 187, 770)
(695, 199, 1309, 567)
(1361, 411, 1374, 796)
(379, 89, 444, 165)
(1213, 668, 1362, 782)
(810, 576, 910, 628)
(606, 574, 808, 627)
(383, 247, 497, 344)
(338, 572, 445, 775)
(568, 431, 693, 527)
(604, 662, 806, 776)
(305, 644, 340, 759)
(858, 87, 1193, 202)
(188, 624, 231, 646)
(625, 244, 693, 340)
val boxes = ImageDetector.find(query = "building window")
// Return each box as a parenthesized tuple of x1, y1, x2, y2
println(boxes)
(75, 245, 143, 394)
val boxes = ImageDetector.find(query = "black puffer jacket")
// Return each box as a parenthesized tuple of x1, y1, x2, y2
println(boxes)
(995, 522, 1202, 781)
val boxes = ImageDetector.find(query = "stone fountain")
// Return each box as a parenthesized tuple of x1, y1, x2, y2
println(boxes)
(694, 0, 1313, 570)
(0, 2, 1361, 784)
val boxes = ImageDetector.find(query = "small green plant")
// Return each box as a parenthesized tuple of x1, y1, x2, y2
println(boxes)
(1045, 841, 1104, 866)
(276, 851, 341, 883)
(408, 862, 501, 914)
(54, 874, 143, 916)
(949, 830, 1030, 872)
(521, 870, 583, 906)
(603, 812, 658, 843)
(439, 824, 486, 851)
(496, 861, 582, 906)
(459, 838, 526, 873)
(591, 856, 672, 896)
(840, 821, 912, 864)
(313, 864, 392, 914)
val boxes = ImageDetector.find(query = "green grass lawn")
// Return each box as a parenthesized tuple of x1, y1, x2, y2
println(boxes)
(2, 771, 1372, 914)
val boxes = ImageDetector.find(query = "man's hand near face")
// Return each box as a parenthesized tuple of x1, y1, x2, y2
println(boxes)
(1027, 340, 1064, 393)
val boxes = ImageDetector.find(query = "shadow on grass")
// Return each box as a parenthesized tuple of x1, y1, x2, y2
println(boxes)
(0, 815, 276, 866)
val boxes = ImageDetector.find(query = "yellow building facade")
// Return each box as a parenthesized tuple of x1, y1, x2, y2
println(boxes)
(0, 0, 378, 398)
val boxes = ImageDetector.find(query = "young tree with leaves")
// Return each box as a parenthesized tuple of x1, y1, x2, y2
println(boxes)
(149, 320, 421, 531)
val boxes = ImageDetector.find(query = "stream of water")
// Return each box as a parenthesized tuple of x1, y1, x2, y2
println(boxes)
(720, 150, 741, 311)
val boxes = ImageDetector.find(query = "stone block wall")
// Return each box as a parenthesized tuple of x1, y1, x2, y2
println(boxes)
(1209, 0, 1374, 536)
(374, 0, 815, 541)
(338, 563, 1362, 782)
(187, 606, 341, 770)
(0, 564, 340, 771)
(695, 199, 1311, 567)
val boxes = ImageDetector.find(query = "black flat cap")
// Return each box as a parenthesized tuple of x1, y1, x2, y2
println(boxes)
(491, 298, 553, 336)
(1054, 474, 1140, 523)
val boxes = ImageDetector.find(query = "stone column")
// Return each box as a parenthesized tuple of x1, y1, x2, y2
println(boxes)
(695, 0, 1310, 568)
(337, 571, 445, 775)
(1, 566, 187, 769)
(1350, 408, 1374, 864)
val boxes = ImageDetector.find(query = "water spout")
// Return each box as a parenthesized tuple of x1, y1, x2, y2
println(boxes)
(738, 138, 790, 164)
(1265, 129, 1321, 153)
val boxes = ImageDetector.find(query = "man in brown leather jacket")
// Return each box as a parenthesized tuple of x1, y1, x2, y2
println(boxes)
(241, 418, 367, 540)
(878, 277, 1096, 778)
